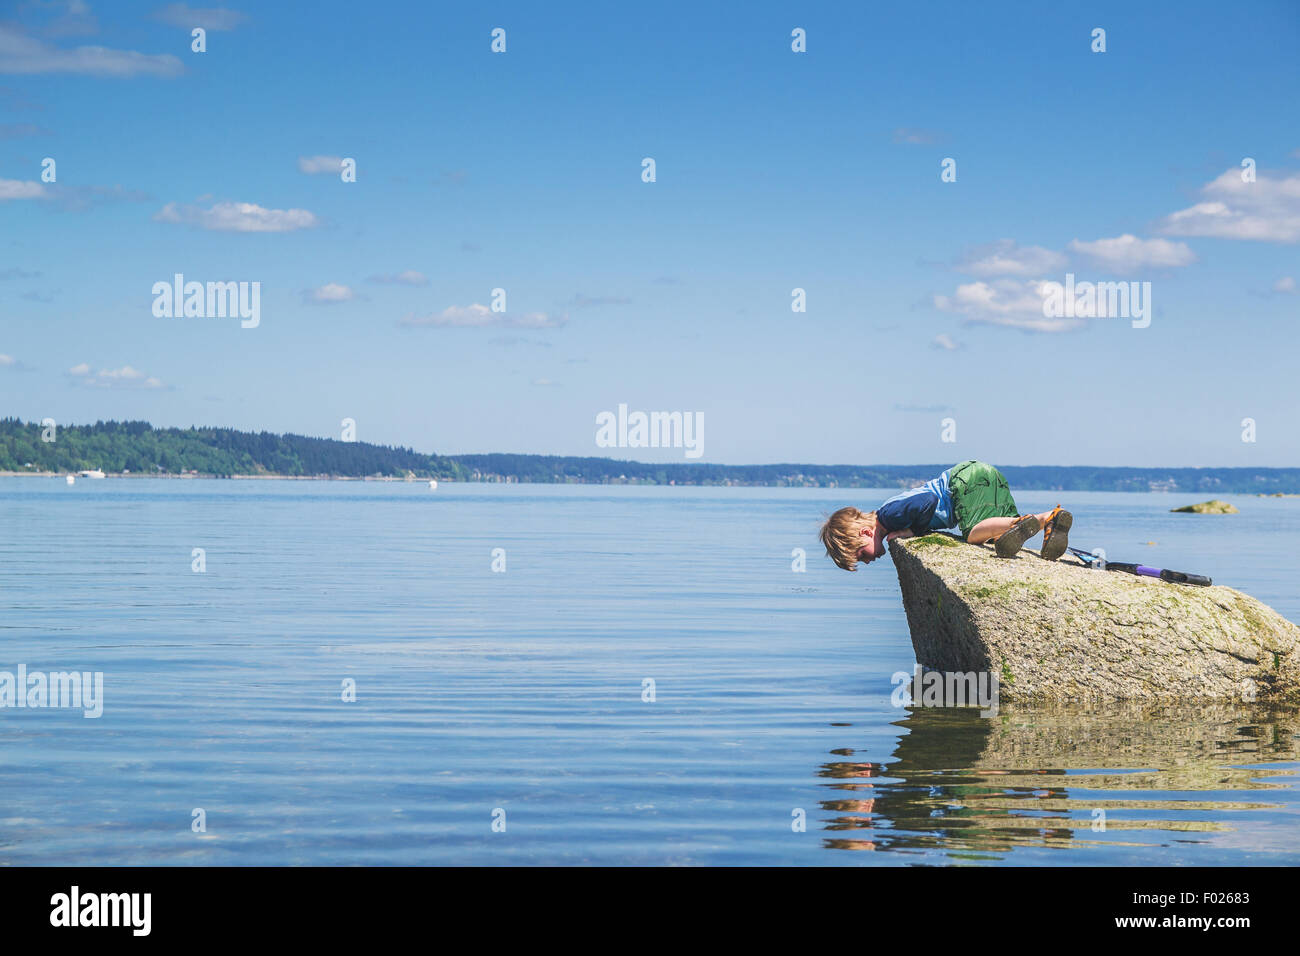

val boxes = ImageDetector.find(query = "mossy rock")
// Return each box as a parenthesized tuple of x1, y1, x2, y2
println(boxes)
(1171, 499, 1239, 514)
(911, 533, 961, 549)
(888, 535, 1300, 702)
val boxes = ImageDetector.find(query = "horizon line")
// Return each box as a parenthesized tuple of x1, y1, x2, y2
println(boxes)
(4, 417, 1296, 473)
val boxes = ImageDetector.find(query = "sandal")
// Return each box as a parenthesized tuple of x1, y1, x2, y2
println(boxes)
(992, 514, 1041, 558)
(1040, 505, 1073, 561)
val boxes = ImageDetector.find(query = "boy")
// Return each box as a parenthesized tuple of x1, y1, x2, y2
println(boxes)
(819, 459, 1071, 571)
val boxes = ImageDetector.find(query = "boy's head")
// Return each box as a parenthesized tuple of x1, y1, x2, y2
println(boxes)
(820, 507, 878, 571)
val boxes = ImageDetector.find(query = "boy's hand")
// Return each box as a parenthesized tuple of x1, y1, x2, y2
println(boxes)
(885, 530, 915, 541)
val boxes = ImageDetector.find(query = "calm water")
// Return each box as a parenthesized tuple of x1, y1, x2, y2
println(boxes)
(1, 478, 1297, 866)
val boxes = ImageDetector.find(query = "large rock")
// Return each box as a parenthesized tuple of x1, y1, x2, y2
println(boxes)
(889, 534, 1300, 702)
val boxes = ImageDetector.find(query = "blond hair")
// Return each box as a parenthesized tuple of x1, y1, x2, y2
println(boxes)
(820, 507, 877, 571)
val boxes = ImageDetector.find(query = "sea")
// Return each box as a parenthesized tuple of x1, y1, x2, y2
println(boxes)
(1, 478, 1296, 865)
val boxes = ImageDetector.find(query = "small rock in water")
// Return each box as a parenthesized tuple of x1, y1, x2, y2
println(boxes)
(1170, 499, 1238, 514)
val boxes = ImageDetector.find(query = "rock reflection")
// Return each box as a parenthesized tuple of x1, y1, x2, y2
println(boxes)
(818, 702, 1300, 858)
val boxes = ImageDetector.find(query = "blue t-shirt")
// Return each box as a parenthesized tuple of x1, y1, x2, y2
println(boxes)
(876, 469, 955, 536)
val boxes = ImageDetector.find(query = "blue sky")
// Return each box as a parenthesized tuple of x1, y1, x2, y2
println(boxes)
(1, 0, 1297, 466)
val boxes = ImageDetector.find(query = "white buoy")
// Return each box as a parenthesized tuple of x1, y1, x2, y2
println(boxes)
(66, 474, 75, 485)
(428, 479, 438, 490)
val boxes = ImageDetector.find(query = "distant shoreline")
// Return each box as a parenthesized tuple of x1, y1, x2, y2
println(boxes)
(4, 419, 1299, 492)
(4, 471, 1300, 497)
(0, 471, 424, 481)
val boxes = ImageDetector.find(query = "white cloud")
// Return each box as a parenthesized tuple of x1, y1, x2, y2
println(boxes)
(305, 282, 354, 304)
(1067, 234, 1196, 272)
(955, 239, 1066, 277)
(297, 155, 344, 175)
(1157, 168, 1300, 243)
(892, 127, 943, 145)
(154, 200, 319, 232)
(400, 304, 567, 329)
(0, 178, 48, 200)
(68, 363, 166, 389)
(0, 25, 183, 77)
(531, 378, 559, 387)
(367, 270, 428, 286)
(94, 366, 142, 380)
(934, 279, 1085, 332)
(0, 353, 17, 367)
(153, 4, 248, 31)
(931, 333, 963, 351)
(1274, 276, 1297, 294)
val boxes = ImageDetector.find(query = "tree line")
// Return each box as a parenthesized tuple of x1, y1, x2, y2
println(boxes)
(2, 419, 1297, 492)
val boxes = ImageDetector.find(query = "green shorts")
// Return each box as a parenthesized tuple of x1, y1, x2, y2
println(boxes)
(948, 460, 1019, 540)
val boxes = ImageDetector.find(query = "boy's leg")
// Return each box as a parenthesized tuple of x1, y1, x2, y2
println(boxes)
(968, 510, 1056, 545)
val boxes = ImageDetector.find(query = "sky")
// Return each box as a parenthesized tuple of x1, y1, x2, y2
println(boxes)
(1, 0, 1297, 467)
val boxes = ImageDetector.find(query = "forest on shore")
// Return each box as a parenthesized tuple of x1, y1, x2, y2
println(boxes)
(2, 418, 1296, 493)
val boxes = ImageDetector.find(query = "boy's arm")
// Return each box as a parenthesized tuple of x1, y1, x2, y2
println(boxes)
(885, 529, 915, 541)
(876, 490, 940, 538)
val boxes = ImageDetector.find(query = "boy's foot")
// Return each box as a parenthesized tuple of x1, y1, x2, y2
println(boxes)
(1040, 506, 1073, 561)
(992, 514, 1041, 558)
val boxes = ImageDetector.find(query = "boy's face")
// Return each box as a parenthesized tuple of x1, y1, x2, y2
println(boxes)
(857, 525, 882, 565)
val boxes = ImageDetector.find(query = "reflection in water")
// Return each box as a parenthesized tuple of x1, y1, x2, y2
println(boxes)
(818, 703, 1300, 860)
